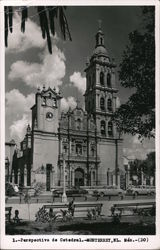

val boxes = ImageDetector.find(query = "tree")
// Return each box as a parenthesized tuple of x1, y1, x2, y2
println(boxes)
(143, 151, 155, 177)
(129, 152, 155, 183)
(4, 6, 72, 54)
(113, 7, 155, 139)
(129, 159, 142, 181)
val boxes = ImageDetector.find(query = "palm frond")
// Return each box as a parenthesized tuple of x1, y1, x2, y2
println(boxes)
(5, 6, 72, 53)
(59, 7, 66, 40)
(48, 6, 58, 36)
(8, 7, 13, 33)
(5, 7, 8, 47)
(37, 6, 46, 39)
(21, 6, 28, 32)
(62, 10, 72, 41)
(37, 6, 52, 54)
(58, 7, 72, 41)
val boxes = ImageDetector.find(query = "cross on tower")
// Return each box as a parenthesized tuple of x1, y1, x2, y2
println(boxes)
(76, 98, 80, 108)
(98, 19, 102, 30)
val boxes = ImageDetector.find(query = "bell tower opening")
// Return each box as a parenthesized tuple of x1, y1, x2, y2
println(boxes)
(84, 22, 119, 138)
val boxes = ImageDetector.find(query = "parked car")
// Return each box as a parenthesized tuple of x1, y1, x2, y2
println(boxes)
(84, 186, 107, 195)
(126, 185, 155, 196)
(22, 187, 37, 197)
(52, 187, 88, 197)
(93, 186, 125, 197)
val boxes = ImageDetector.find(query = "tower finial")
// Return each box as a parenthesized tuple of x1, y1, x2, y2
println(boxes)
(76, 98, 80, 108)
(98, 19, 102, 30)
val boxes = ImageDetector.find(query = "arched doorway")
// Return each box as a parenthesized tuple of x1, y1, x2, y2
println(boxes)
(75, 168, 84, 187)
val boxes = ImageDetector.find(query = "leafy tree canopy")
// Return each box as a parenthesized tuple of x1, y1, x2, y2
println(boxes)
(4, 6, 72, 54)
(129, 151, 155, 179)
(113, 6, 155, 139)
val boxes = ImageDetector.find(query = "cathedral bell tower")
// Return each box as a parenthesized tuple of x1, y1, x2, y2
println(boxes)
(84, 23, 123, 187)
(84, 23, 118, 139)
(30, 86, 62, 189)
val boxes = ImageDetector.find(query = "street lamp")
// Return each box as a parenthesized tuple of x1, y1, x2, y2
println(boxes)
(62, 153, 68, 203)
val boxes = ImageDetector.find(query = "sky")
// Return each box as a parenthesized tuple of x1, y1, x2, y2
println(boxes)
(5, 6, 155, 160)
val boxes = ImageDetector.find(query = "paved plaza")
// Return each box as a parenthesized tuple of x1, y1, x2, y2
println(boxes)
(6, 195, 155, 221)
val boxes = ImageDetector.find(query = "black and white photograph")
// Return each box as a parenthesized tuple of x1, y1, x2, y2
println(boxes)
(1, 0, 160, 249)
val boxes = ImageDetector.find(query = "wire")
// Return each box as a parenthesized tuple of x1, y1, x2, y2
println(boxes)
(5, 6, 58, 32)
(5, 6, 32, 15)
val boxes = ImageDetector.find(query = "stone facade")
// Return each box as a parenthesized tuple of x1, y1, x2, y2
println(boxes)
(9, 27, 125, 190)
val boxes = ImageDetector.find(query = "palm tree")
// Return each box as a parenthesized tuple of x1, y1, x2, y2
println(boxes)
(4, 6, 72, 53)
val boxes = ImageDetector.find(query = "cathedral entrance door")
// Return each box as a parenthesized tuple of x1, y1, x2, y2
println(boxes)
(46, 164, 52, 191)
(75, 168, 84, 187)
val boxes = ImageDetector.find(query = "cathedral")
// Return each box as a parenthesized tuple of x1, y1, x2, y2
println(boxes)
(8, 26, 124, 190)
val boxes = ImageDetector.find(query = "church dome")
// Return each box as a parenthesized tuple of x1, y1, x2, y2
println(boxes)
(93, 45, 108, 56)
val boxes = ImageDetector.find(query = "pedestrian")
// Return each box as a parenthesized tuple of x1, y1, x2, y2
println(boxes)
(68, 198, 75, 216)
(132, 192, 136, 199)
(111, 204, 116, 216)
(96, 192, 99, 201)
(19, 192, 22, 204)
(13, 209, 20, 223)
(120, 193, 124, 200)
(49, 208, 54, 220)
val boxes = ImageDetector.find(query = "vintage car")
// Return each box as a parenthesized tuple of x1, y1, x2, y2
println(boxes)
(52, 187, 88, 197)
(93, 185, 125, 197)
(126, 185, 155, 196)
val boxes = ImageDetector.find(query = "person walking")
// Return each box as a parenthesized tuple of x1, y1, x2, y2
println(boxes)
(111, 204, 116, 216)
(68, 198, 75, 216)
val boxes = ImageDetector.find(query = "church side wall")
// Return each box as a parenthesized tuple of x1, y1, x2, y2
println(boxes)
(98, 139, 123, 185)
(32, 132, 59, 186)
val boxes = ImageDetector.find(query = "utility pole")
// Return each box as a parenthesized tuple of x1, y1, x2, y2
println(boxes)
(95, 126, 98, 186)
(62, 154, 68, 203)
(67, 110, 71, 188)
(86, 114, 90, 186)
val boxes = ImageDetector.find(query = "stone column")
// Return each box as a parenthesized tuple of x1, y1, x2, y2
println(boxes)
(126, 170, 129, 188)
(51, 166, 55, 188)
(30, 164, 35, 184)
(150, 176, 154, 186)
(12, 170, 15, 184)
(117, 174, 120, 188)
(90, 169, 93, 186)
(107, 168, 110, 186)
(72, 169, 75, 187)
(60, 163, 63, 186)
(141, 170, 144, 185)
(24, 164, 27, 187)
(17, 169, 21, 185)
(112, 174, 116, 186)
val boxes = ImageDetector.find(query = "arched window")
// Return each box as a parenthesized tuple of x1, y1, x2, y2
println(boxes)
(107, 73, 111, 87)
(100, 72, 104, 86)
(76, 144, 82, 155)
(91, 146, 95, 156)
(76, 118, 81, 130)
(107, 98, 112, 112)
(63, 145, 67, 154)
(100, 97, 105, 111)
(100, 120, 106, 135)
(108, 121, 113, 136)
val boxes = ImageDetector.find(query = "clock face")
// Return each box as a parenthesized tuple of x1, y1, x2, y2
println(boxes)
(46, 112, 53, 119)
